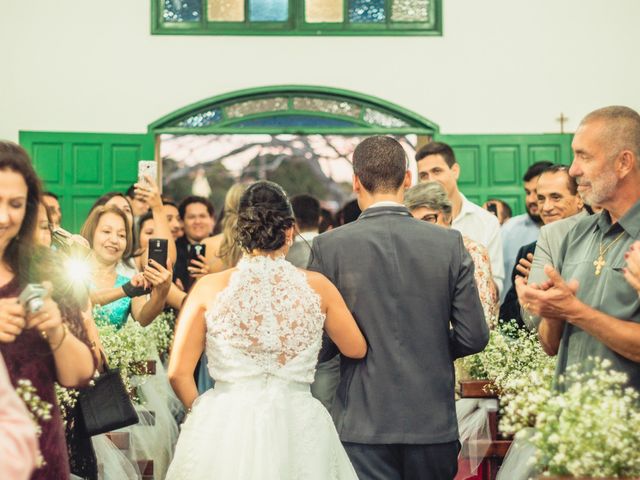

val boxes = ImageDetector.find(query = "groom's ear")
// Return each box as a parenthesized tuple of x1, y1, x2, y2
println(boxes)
(353, 174, 361, 194)
(403, 170, 412, 189)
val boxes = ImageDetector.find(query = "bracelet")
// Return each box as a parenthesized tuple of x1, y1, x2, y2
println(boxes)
(49, 324, 68, 353)
(122, 281, 150, 298)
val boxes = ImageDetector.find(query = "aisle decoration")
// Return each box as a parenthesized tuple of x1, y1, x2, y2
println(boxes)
(531, 358, 640, 478)
(16, 379, 52, 467)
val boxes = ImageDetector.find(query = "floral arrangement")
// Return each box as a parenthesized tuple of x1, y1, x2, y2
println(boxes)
(498, 362, 554, 436)
(532, 358, 640, 477)
(15, 379, 52, 468)
(94, 308, 154, 399)
(54, 383, 79, 425)
(457, 320, 556, 437)
(145, 310, 176, 357)
(458, 320, 554, 392)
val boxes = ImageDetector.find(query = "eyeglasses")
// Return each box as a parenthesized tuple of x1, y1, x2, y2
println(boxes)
(420, 213, 440, 224)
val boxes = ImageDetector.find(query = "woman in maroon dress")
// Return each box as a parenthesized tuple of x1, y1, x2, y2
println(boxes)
(0, 141, 95, 479)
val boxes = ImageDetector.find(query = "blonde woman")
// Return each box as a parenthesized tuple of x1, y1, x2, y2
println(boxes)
(202, 183, 247, 274)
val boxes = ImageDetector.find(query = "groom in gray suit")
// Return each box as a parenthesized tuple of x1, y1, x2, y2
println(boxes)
(308, 136, 489, 480)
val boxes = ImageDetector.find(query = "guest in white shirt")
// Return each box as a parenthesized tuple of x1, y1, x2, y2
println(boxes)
(415, 142, 505, 294)
(499, 161, 553, 302)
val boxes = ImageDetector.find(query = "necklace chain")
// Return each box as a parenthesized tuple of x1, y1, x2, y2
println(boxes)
(593, 231, 626, 276)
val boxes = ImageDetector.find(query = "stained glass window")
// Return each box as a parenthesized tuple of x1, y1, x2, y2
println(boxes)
(153, 0, 441, 35)
(159, 92, 428, 133)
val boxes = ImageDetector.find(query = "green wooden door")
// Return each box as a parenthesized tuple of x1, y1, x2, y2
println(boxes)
(433, 133, 574, 215)
(20, 131, 155, 233)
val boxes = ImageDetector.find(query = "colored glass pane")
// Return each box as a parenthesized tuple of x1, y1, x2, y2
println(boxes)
(225, 98, 289, 118)
(249, 0, 288, 21)
(348, 0, 385, 23)
(363, 108, 409, 127)
(176, 109, 223, 128)
(208, 0, 244, 21)
(292, 98, 361, 118)
(305, 0, 344, 23)
(163, 0, 201, 22)
(234, 115, 360, 128)
(391, 0, 429, 22)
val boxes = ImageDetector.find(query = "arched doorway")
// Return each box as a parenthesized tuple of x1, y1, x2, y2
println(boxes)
(148, 85, 438, 210)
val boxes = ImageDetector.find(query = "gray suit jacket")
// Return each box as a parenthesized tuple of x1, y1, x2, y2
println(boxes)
(308, 205, 488, 444)
(285, 239, 313, 268)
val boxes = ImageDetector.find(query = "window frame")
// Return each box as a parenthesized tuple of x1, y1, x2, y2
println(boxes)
(151, 0, 442, 36)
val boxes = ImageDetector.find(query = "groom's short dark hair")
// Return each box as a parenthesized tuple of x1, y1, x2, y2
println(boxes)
(353, 136, 407, 194)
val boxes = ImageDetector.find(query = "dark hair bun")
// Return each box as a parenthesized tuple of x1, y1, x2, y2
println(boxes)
(237, 181, 295, 252)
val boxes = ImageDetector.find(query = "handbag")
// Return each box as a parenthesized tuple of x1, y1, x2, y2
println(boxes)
(77, 352, 139, 436)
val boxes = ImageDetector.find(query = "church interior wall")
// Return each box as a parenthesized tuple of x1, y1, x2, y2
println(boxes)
(2, 0, 639, 142)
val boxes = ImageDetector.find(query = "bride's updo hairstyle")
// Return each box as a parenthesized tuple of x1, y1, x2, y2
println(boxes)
(237, 181, 295, 252)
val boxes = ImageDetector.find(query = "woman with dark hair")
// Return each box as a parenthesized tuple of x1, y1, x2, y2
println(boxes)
(0, 141, 95, 479)
(166, 181, 365, 479)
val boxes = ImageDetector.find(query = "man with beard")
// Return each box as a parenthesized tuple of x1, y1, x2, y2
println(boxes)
(519, 106, 640, 389)
(500, 161, 553, 302)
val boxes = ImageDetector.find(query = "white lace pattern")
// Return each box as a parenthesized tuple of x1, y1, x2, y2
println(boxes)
(205, 255, 325, 384)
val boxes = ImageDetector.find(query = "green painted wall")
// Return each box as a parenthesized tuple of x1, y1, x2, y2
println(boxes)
(20, 131, 155, 233)
(20, 130, 573, 232)
(434, 133, 574, 216)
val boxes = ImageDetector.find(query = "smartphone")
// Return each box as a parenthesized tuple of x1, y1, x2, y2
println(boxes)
(148, 238, 168, 268)
(138, 160, 157, 186)
(188, 243, 206, 262)
(486, 203, 498, 216)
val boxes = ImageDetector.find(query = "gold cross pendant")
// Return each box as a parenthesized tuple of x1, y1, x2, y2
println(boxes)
(594, 255, 606, 276)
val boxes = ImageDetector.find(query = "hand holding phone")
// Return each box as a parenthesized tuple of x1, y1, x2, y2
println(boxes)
(148, 238, 168, 269)
(138, 161, 158, 186)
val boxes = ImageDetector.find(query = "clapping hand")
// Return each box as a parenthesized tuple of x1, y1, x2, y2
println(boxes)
(134, 174, 162, 209)
(0, 298, 25, 343)
(515, 253, 534, 281)
(516, 265, 580, 321)
(188, 255, 210, 279)
(624, 241, 640, 295)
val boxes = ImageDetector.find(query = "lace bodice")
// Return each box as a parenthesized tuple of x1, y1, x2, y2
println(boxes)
(204, 256, 326, 384)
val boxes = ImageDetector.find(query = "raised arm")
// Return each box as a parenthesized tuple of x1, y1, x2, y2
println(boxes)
(135, 175, 177, 264)
(307, 271, 366, 359)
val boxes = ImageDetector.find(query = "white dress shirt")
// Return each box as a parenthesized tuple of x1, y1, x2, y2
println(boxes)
(452, 193, 505, 294)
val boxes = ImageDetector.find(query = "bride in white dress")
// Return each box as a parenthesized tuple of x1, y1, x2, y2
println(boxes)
(166, 181, 366, 480)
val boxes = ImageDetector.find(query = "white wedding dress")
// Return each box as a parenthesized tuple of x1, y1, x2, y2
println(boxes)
(166, 255, 358, 480)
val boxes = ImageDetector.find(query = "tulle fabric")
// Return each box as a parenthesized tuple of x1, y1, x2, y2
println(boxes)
(496, 428, 539, 480)
(127, 349, 180, 479)
(166, 377, 358, 480)
(455, 398, 496, 479)
(92, 434, 141, 480)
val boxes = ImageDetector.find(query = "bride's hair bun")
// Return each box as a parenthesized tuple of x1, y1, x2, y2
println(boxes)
(237, 181, 295, 252)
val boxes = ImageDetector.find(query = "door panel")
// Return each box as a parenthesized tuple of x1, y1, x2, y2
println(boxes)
(20, 131, 155, 233)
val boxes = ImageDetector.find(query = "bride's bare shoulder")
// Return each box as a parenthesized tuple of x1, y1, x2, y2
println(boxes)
(191, 268, 237, 297)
